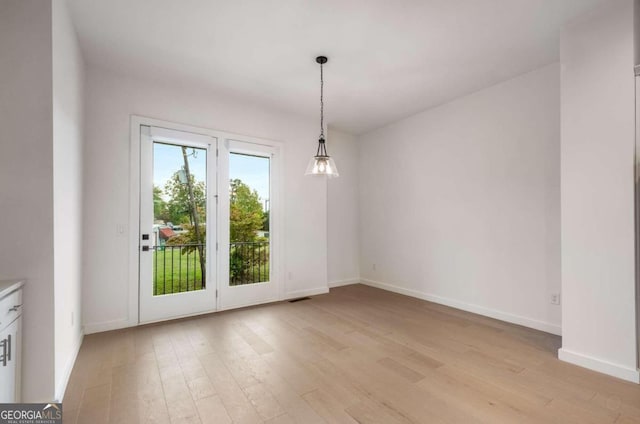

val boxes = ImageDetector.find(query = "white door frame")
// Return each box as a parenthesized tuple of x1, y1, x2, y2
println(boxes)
(128, 115, 284, 326)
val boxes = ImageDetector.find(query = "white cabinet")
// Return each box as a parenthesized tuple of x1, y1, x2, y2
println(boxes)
(0, 280, 23, 403)
(0, 318, 20, 402)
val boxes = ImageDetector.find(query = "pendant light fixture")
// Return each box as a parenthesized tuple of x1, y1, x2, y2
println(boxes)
(305, 56, 339, 178)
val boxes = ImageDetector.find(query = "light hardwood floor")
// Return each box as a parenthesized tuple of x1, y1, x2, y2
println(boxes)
(63, 284, 640, 423)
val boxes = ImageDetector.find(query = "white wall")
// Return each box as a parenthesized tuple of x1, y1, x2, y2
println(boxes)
(52, 0, 85, 400)
(358, 64, 561, 335)
(0, 0, 55, 402)
(82, 66, 328, 332)
(327, 129, 360, 286)
(559, 0, 639, 383)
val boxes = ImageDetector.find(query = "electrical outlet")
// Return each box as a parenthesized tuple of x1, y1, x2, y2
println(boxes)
(550, 293, 560, 305)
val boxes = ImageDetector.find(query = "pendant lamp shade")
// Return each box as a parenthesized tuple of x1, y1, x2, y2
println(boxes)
(305, 137, 339, 178)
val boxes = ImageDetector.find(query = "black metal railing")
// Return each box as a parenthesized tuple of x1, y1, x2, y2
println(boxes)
(153, 243, 205, 296)
(230, 241, 270, 286)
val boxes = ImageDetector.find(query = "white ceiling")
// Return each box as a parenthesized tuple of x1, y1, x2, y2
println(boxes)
(68, 0, 606, 135)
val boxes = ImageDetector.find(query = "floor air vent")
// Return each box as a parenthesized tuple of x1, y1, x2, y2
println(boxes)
(288, 297, 311, 303)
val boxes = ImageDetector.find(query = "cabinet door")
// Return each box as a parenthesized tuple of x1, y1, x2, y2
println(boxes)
(0, 318, 19, 403)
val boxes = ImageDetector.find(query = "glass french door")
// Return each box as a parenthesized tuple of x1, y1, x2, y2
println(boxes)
(139, 125, 217, 323)
(218, 139, 279, 309)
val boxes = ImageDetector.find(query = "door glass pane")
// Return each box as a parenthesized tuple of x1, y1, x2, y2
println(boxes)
(229, 153, 270, 286)
(152, 142, 207, 295)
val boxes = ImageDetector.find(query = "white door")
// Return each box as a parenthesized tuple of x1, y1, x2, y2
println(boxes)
(139, 125, 217, 323)
(218, 139, 280, 309)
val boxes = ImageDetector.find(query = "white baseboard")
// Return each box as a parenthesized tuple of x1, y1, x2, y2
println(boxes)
(360, 278, 562, 336)
(558, 348, 640, 383)
(55, 330, 84, 402)
(83, 318, 132, 335)
(328, 278, 360, 288)
(83, 287, 330, 335)
(284, 286, 329, 299)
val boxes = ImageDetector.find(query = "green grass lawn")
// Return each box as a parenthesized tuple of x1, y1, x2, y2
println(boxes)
(153, 247, 204, 295)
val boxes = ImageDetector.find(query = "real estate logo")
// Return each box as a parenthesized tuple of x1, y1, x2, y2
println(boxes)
(0, 403, 62, 424)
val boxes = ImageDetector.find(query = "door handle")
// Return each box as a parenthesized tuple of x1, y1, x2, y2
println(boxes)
(9, 304, 21, 312)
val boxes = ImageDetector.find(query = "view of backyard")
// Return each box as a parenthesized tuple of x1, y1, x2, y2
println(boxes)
(152, 144, 270, 295)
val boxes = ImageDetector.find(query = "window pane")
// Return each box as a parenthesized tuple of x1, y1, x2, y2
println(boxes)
(229, 153, 270, 286)
(152, 142, 207, 295)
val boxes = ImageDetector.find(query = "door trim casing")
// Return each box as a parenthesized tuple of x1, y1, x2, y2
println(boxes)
(128, 115, 284, 327)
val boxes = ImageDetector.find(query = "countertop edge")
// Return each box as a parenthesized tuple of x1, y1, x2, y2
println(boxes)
(0, 279, 25, 299)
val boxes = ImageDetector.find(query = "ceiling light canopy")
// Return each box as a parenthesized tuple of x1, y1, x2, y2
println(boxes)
(305, 56, 339, 178)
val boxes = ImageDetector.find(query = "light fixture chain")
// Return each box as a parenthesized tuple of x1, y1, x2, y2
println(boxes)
(320, 61, 324, 138)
